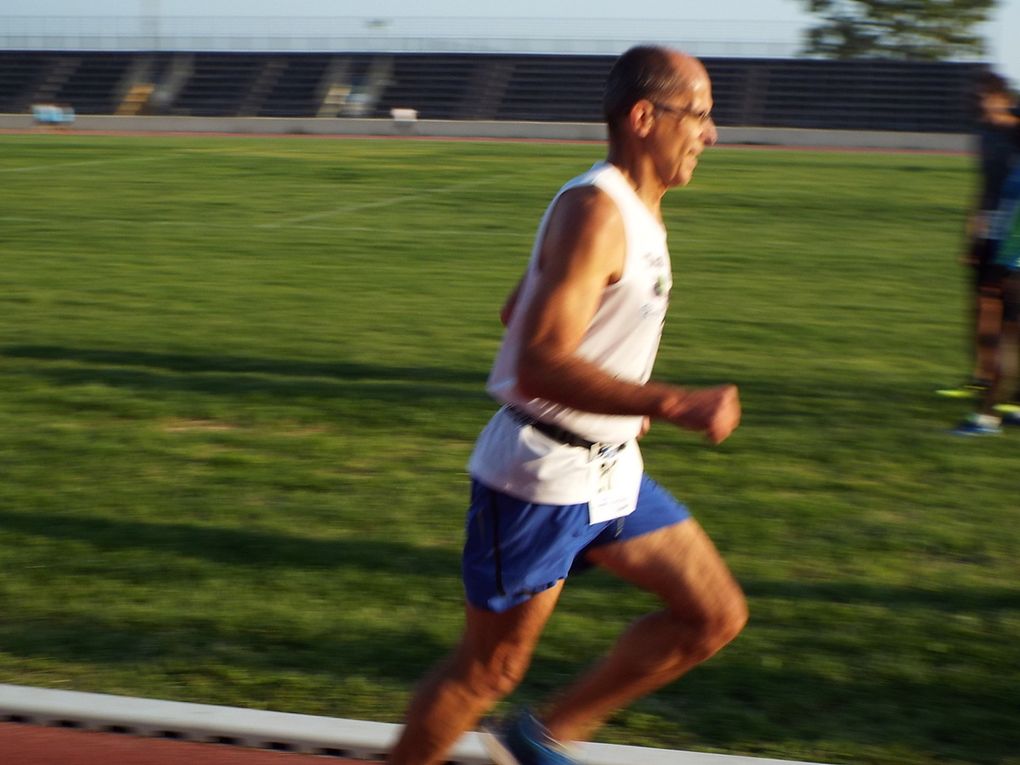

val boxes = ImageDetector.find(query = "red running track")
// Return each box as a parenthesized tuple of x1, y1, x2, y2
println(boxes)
(0, 722, 379, 765)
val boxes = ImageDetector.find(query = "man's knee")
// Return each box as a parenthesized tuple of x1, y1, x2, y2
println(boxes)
(679, 588, 748, 662)
(712, 589, 749, 647)
(626, 592, 747, 683)
(656, 583, 746, 669)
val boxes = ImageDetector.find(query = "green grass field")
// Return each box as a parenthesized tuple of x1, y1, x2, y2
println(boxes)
(0, 133, 1017, 765)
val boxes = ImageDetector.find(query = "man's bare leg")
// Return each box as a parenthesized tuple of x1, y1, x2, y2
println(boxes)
(388, 582, 563, 765)
(539, 520, 747, 744)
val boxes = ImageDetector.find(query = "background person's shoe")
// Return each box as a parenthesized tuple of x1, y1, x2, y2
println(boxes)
(482, 709, 580, 765)
(1001, 411, 1020, 427)
(952, 413, 1003, 436)
(936, 380, 990, 399)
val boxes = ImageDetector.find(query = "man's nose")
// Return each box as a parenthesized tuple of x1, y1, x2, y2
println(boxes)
(703, 118, 718, 147)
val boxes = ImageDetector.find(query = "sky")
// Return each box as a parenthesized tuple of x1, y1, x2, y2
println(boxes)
(6, 0, 1020, 85)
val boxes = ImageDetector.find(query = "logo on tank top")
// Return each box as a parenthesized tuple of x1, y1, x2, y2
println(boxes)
(643, 251, 666, 269)
(641, 275, 671, 319)
(641, 251, 670, 319)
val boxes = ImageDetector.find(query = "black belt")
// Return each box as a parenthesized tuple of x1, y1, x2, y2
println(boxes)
(504, 405, 625, 452)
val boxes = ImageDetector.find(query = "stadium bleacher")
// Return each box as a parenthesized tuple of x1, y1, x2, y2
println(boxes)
(374, 54, 481, 120)
(0, 51, 50, 114)
(171, 53, 265, 117)
(708, 58, 979, 132)
(494, 55, 606, 123)
(256, 54, 334, 117)
(49, 53, 132, 114)
(0, 50, 985, 132)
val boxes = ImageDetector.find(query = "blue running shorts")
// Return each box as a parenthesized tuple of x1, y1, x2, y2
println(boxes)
(462, 474, 691, 612)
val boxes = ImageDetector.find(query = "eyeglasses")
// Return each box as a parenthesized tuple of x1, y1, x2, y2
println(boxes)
(651, 102, 713, 125)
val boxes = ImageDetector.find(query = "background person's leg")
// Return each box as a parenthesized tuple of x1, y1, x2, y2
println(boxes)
(987, 273, 1020, 414)
(975, 284, 1004, 385)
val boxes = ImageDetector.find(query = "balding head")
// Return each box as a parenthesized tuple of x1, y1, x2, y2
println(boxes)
(603, 46, 709, 139)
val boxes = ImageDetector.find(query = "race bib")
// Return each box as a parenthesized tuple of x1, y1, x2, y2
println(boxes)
(587, 442, 642, 524)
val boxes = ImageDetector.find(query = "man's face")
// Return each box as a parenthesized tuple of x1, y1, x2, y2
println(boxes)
(979, 90, 1016, 126)
(646, 62, 717, 188)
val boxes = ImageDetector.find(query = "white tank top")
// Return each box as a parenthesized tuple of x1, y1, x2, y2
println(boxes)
(487, 161, 671, 444)
(467, 162, 671, 510)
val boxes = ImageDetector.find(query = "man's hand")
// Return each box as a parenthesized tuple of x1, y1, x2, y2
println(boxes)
(638, 416, 651, 439)
(657, 384, 741, 444)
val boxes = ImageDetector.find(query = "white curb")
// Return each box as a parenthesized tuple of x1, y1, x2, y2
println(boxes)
(0, 684, 825, 765)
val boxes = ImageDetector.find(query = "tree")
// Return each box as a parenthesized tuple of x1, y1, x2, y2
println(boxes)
(799, 0, 998, 61)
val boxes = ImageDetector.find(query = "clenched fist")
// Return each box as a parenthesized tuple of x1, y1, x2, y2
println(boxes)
(656, 384, 741, 444)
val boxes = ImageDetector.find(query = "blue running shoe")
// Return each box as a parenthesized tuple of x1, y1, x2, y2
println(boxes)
(482, 709, 580, 765)
(951, 414, 1002, 436)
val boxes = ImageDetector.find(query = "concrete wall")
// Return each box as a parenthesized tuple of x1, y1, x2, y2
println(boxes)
(0, 113, 970, 152)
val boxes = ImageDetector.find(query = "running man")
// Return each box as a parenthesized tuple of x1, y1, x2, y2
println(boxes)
(388, 46, 747, 765)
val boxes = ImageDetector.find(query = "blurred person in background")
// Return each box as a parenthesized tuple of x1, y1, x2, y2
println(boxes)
(955, 117, 1020, 436)
(938, 71, 1020, 400)
(388, 46, 746, 765)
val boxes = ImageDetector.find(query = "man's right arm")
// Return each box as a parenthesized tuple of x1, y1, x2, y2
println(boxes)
(513, 186, 740, 444)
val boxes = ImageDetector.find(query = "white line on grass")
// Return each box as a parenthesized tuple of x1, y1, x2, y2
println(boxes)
(0, 154, 175, 174)
(256, 173, 512, 229)
(0, 215, 210, 228)
(0, 214, 533, 239)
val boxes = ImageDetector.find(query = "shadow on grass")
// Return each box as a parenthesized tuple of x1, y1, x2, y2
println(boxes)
(0, 508, 463, 692)
(742, 578, 1020, 611)
(568, 570, 1020, 614)
(561, 580, 1015, 762)
(2, 345, 947, 427)
(2, 505, 1014, 761)
(0, 610, 449, 690)
(0, 509, 457, 577)
(1, 344, 490, 405)
(2, 345, 479, 383)
(611, 648, 1017, 764)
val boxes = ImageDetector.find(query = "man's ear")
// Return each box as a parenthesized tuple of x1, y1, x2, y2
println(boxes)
(629, 99, 656, 138)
